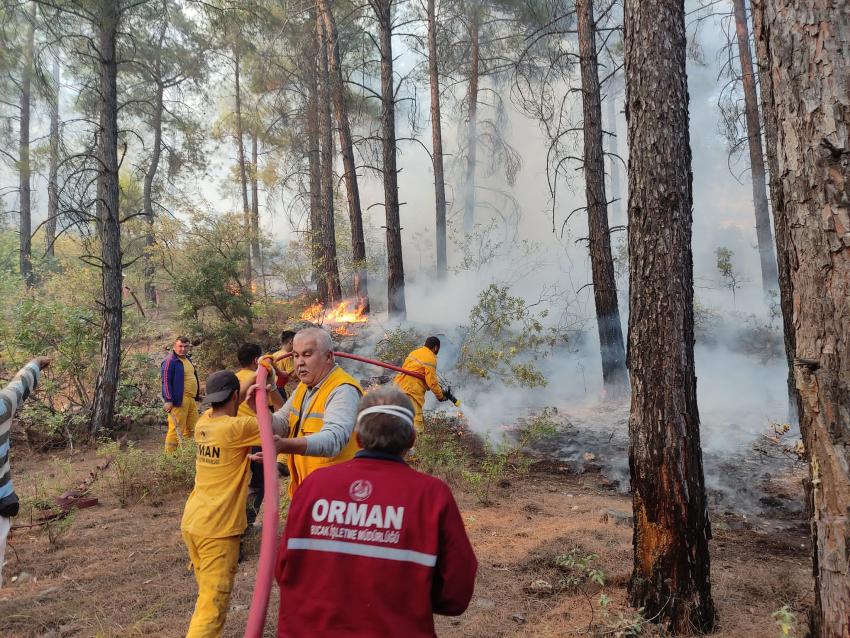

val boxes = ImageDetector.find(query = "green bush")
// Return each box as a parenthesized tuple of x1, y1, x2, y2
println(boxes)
(98, 440, 196, 507)
(374, 327, 424, 366)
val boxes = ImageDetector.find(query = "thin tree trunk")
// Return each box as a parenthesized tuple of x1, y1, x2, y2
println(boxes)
(750, 0, 798, 420)
(623, 0, 716, 631)
(427, 0, 447, 278)
(577, 0, 627, 395)
(143, 72, 163, 306)
(605, 80, 622, 226)
(374, 0, 406, 317)
(46, 58, 60, 258)
(306, 18, 323, 300)
(317, 18, 342, 303)
(756, 2, 850, 635)
(463, 12, 479, 235)
(317, 0, 370, 313)
(250, 132, 262, 286)
(19, 6, 35, 286)
(233, 46, 252, 287)
(90, 0, 122, 437)
(732, 0, 778, 296)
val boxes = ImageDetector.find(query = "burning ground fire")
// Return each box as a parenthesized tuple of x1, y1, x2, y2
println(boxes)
(301, 300, 368, 335)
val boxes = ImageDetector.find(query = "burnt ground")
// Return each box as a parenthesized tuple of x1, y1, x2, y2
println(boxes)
(0, 425, 812, 638)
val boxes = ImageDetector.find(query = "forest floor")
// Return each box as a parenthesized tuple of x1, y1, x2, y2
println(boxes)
(0, 422, 813, 638)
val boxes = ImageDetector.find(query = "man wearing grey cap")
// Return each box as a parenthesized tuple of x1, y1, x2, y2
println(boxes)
(180, 370, 288, 638)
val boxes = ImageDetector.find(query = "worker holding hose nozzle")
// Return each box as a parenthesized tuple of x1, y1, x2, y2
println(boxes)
(274, 386, 477, 636)
(393, 336, 456, 433)
(180, 371, 289, 638)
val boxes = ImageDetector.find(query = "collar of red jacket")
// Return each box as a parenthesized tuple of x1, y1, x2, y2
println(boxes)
(354, 449, 407, 465)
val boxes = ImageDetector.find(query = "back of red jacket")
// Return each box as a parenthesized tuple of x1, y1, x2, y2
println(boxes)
(276, 451, 477, 637)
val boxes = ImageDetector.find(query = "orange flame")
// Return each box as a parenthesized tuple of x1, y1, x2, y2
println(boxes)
(301, 300, 368, 328)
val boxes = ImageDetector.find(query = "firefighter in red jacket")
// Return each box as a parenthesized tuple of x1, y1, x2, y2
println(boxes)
(275, 386, 477, 637)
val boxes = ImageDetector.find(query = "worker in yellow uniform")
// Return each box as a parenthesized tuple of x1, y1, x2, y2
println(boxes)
(234, 343, 285, 531)
(393, 336, 447, 433)
(161, 336, 201, 452)
(259, 327, 362, 497)
(272, 330, 297, 474)
(181, 370, 288, 638)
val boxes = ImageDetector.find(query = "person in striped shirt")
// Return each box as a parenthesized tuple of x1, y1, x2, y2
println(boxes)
(1, 357, 50, 587)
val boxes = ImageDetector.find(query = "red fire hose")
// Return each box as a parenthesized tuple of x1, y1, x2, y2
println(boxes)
(245, 351, 425, 635)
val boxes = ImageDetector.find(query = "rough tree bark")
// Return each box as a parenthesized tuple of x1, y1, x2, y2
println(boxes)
(623, 0, 716, 632)
(90, 0, 122, 437)
(19, 8, 35, 286)
(317, 18, 342, 303)
(143, 61, 163, 306)
(577, 0, 628, 394)
(317, 0, 370, 313)
(756, 1, 850, 635)
(233, 45, 252, 286)
(305, 21, 323, 300)
(462, 11, 479, 235)
(426, 0, 447, 278)
(731, 0, 778, 295)
(604, 80, 622, 226)
(372, 0, 406, 317)
(46, 58, 60, 258)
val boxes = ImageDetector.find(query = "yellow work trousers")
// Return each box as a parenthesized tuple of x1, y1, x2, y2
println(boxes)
(182, 531, 241, 638)
(165, 397, 198, 453)
(412, 403, 425, 434)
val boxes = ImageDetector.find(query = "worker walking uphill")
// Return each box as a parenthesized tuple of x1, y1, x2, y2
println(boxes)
(275, 386, 477, 637)
(181, 370, 288, 638)
(393, 336, 447, 433)
(263, 327, 362, 497)
(161, 336, 201, 453)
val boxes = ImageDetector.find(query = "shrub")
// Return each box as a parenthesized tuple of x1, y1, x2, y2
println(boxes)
(98, 440, 196, 507)
(374, 327, 424, 366)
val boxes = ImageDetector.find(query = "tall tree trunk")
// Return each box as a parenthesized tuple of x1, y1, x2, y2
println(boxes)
(577, 0, 628, 395)
(732, 0, 778, 296)
(623, 0, 716, 632)
(306, 18, 324, 300)
(317, 0, 370, 313)
(605, 80, 622, 226)
(750, 0, 798, 420)
(90, 0, 122, 437)
(427, 0, 447, 278)
(233, 46, 252, 287)
(19, 7, 35, 286)
(317, 18, 342, 303)
(756, 2, 850, 635)
(463, 12, 479, 235)
(250, 132, 262, 287)
(143, 72, 163, 307)
(46, 58, 60, 258)
(375, 0, 406, 317)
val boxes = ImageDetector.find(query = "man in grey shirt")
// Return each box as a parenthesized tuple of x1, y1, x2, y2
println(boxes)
(264, 328, 361, 493)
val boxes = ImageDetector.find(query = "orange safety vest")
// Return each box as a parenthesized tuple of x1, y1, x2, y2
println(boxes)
(286, 366, 363, 497)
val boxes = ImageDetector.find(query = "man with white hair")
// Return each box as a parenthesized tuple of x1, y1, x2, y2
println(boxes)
(274, 386, 477, 637)
(263, 327, 363, 496)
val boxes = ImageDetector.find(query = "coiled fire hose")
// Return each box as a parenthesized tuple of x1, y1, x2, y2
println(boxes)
(244, 351, 456, 636)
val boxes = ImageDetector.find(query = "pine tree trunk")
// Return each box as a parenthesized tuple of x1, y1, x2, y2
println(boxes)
(375, 0, 406, 317)
(577, 0, 628, 395)
(317, 18, 342, 303)
(250, 132, 262, 288)
(233, 46, 252, 287)
(732, 0, 778, 295)
(90, 0, 122, 437)
(427, 0, 447, 278)
(46, 58, 60, 258)
(143, 71, 163, 307)
(750, 0, 798, 420)
(463, 12, 479, 235)
(317, 0, 370, 313)
(306, 18, 324, 301)
(19, 8, 35, 286)
(623, 0, 716, 631)
(756, 2, 850, 635)
(605, 80, 622, 226)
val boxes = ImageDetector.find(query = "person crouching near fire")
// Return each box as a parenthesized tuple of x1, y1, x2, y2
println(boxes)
(180, 370, 288, 638)
(274, 386, 478, 637)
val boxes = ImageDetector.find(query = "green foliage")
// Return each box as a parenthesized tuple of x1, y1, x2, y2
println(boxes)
(374, 327, 425, 366)
(772, 605, 796, 637)
(597, 594, 647, 637)
(414, 413, 468, 486)
(554, 548, 605, 590)
(97, 440, 196, 507)
(457, 284, 560, 387)
(715, 246, 745, 303)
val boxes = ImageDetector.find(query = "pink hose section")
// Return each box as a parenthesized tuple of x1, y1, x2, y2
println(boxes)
(246, 351, 425, 635)
(243, 364, 279, 638)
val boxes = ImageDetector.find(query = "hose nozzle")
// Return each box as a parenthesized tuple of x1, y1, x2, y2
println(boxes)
(442, 387, 460, 407)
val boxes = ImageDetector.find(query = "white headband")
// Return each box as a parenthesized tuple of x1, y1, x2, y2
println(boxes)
(357, 405, 415, 429)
